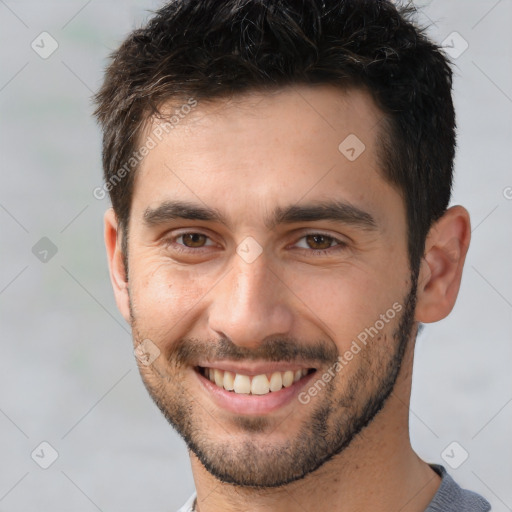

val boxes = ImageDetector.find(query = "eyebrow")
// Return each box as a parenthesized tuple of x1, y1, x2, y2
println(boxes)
(143, 199, 378, 231)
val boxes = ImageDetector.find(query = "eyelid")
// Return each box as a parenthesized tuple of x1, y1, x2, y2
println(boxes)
(295, 230, 347, 241)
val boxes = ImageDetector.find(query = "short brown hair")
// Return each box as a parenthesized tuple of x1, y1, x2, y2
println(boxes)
(93, 0, 455, 276)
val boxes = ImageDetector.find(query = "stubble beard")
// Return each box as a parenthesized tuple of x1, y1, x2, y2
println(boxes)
(129, 271, 418, 488)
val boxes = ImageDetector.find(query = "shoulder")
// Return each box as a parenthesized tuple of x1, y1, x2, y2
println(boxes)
(175, 492, 197, 512)
(425, 464, 491, 512)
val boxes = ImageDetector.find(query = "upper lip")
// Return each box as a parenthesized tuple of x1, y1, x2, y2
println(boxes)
(196, 360, 316, 376)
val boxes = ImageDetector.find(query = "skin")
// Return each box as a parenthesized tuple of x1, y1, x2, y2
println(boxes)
(104, 84, 471, 512)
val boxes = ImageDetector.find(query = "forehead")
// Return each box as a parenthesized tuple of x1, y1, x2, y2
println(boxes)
(131, 84, 400, 230)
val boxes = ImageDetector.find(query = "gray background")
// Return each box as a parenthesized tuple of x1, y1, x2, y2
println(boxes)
(0, 0, 511, 510)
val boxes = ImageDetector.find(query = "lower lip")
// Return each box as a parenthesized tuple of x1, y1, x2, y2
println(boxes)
(194, 368, 317, 415)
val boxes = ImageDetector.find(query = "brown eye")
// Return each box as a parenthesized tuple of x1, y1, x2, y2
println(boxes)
(294, 233, 347, 255)
(304, 234, 335, 250)
(179, 233, 209, 247)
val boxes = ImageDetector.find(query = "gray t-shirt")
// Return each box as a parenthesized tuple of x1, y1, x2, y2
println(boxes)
(426, 464, 491, 511)
(176, 464, 491, 511)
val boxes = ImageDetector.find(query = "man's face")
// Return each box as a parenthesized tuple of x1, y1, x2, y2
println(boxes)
(123, 85, 417, 486)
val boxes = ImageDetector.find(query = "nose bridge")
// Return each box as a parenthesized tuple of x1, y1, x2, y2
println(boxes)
(208, 253, 293, 349)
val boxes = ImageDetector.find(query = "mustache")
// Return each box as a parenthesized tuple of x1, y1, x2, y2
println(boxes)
(168, 336, 339, 368)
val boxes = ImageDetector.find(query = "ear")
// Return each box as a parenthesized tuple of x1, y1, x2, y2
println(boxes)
(415, 205, 471, 323)
(104, 208, 131, 324)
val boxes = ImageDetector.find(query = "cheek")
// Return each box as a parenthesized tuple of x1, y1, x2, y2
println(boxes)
(129, 256, 217, 333)
(281, 265, 404, 348)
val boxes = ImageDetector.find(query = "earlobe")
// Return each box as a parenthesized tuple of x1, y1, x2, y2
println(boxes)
(104, 208, 131, 323)
(415, 205, 471, 323)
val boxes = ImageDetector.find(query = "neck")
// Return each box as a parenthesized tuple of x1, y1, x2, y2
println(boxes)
(189, 343, 441, 512)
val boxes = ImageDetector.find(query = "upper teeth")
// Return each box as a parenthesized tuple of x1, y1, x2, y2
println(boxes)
(204, 367, 309, 395)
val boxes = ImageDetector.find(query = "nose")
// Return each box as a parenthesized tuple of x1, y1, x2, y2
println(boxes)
(207, 252, 294, 350)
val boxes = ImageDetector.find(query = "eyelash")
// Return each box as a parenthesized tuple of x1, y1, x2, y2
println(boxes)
(165, 232, 347, 256)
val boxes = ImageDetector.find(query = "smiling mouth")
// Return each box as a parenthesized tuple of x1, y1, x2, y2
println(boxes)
(196, 366, 317, 395)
